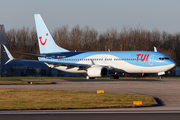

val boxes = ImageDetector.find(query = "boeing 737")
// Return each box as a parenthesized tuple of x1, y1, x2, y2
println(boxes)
(2, 14, 176, 79)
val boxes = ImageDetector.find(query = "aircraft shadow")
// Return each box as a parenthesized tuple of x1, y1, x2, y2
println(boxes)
(64, 79, 162, 82)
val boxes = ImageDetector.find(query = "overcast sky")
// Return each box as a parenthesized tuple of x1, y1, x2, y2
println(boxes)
(0, 0, 180, 33)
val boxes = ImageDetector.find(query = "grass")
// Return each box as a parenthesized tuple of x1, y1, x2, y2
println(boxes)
(0, 81, 52, 85)
(0, 89, 157, 110)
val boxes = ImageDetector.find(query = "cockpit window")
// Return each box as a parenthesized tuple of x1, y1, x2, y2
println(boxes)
(164, 57, 170, 60)
(159, 57, 170, 60)
(159, 57, 164, 60)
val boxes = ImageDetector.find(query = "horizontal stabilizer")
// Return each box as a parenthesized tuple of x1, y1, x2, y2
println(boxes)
(2, 45, 14, 65)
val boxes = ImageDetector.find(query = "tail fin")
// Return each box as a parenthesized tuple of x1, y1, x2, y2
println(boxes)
(34, 14, 69, 54)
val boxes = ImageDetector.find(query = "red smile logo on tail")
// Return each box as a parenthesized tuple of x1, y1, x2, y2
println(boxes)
(39, 33, 48, 45)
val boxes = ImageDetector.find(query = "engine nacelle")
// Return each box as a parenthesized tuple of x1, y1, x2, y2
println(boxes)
(87, 66, 108, 77)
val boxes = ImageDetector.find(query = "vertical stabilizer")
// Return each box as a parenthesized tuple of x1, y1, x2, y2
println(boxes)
(34, 14, 69, 54)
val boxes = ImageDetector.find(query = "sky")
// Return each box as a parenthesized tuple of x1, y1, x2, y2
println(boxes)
(0, 0, 180, 33)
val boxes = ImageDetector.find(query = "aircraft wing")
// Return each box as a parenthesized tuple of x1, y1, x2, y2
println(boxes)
(15, 59, 90, 68)
(43, 61, 90, 69)
(10, 51, 46, 57)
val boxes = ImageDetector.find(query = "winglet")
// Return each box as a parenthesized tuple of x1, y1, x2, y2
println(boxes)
(2, 45, 14, 65)
(153, 46, 157, 52)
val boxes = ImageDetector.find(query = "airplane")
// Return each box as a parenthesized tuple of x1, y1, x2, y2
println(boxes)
(2, 14, 176, 79)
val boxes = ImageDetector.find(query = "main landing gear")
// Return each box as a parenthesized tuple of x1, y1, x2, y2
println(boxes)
(86, 76, 95, 79)
(110, 72, 119, 79)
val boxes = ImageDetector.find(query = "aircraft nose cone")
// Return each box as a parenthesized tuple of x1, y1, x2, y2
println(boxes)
(171, 60, 176, 68)
(173, 62, 176, 67)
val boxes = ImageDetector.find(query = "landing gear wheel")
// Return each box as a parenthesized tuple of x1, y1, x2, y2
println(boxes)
(86, 76, 90, 79)
(158, 76, 162, 79)
(86, 76, 95, 79)
(110, 75, 119, 79)
(110, 75, 114, 79)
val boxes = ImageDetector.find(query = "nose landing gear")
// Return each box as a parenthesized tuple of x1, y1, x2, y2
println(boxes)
(158, 76, 162, 79)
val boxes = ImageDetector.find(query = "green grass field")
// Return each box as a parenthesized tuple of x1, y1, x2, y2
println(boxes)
(0, 81, 52, 85)
(0, 89, 157, 110)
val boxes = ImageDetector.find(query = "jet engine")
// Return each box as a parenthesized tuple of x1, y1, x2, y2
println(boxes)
(87, 66, 108, 77)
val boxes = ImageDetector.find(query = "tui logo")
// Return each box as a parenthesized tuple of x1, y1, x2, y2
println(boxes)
(39, 33, 48, 45)
(136, 54, 149, 62)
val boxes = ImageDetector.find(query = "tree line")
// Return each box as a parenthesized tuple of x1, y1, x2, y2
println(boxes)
(6, 25, 180, 65)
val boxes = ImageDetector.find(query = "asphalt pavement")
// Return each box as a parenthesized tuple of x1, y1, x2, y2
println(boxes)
(1, 78, 180, 119)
